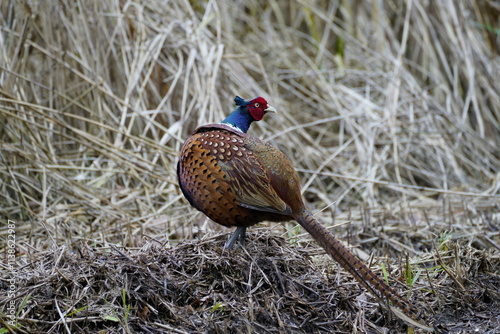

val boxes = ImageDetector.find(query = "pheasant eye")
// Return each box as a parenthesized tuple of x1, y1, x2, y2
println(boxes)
(254, 103, 260, 108)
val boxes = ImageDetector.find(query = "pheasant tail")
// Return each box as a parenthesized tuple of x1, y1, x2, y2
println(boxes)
(293, 209, 423, 322)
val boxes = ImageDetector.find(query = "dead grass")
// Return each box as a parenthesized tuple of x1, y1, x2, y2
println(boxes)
(2, 224, 500, 333)
(1, 0, 499, 333)
(3, 229, 500, 333)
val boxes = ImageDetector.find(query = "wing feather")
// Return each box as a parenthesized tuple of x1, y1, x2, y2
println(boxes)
(217, 154, 292, 215)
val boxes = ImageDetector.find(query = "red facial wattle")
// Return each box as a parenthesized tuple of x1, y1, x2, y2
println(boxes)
(249, 108, 265, 121)
(248, 97, 268, 121)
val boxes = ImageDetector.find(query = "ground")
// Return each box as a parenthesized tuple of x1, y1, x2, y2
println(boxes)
(3, 208, 500, 333)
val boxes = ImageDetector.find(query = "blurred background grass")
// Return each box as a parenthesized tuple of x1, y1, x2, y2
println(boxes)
(1, 0, 499, 249)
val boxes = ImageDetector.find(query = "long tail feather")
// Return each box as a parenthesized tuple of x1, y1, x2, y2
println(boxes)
(294, 209, 425, 324)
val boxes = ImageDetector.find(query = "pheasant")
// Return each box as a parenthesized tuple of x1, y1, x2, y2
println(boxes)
(177, 96, 429, 328)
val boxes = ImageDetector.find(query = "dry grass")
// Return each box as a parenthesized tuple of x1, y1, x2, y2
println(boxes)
(4, 230, 500, 333)
(1, 0, 499, 333)
(2, 227, 500, 333)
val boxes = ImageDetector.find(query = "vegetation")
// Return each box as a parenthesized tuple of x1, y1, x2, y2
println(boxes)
(1, 0, 499, 333)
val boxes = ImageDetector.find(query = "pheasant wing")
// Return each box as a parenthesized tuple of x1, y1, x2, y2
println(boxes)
(217, 150, 291, 215)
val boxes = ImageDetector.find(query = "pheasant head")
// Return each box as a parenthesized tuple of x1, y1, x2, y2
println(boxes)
(221, 96, 276, 133)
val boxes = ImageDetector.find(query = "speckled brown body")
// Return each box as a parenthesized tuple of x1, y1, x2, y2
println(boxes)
(177, 123, 303, 227)
(177, 123, 426, 325)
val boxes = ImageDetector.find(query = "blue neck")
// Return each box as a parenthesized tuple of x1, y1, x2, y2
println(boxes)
(221, 107, 254, 133)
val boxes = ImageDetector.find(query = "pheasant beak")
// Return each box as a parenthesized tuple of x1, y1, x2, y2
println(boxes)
(265, 105, 277, 113)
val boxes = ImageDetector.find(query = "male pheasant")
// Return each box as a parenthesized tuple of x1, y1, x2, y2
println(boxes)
(177, 96, 428, 327)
